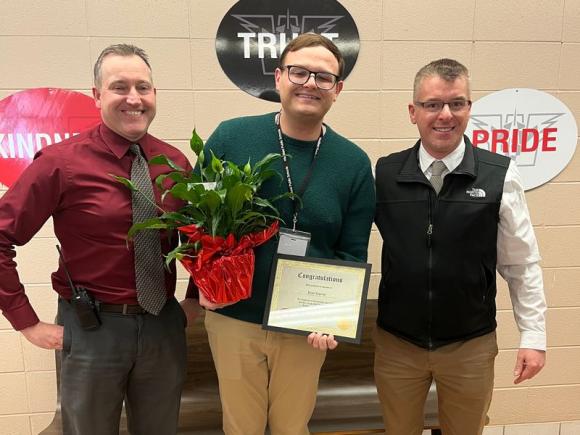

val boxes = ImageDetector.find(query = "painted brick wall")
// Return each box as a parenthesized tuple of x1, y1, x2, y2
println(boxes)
(0, 0, 579, 433)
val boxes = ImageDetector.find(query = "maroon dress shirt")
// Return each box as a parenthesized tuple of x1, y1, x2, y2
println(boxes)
(0, 124, 192, 330)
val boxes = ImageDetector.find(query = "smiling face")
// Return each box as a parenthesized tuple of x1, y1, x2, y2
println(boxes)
(92, 54, 156, 142)
(408, 74, 471, 159)
(275, 45, 343, 124)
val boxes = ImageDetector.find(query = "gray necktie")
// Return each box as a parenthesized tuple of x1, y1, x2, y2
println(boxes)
(430, 160, 446, 195)
(130, 143, 167, 315)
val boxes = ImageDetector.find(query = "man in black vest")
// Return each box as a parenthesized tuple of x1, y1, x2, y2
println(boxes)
(374, 58, 546, 435)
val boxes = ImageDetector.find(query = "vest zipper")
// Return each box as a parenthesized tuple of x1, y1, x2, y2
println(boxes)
(427, 191, 434, 350)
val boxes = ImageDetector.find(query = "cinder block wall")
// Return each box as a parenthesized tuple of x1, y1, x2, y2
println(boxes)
(0, 1, 579, 433)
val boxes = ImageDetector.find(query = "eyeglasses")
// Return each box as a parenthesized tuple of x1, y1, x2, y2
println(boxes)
(414, 99, 472, 113)
(282, 65, 340, 90)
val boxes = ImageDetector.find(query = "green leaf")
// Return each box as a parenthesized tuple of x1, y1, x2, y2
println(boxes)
(270, 191, 300, 205)
(110, 174, 137, 191)
(252, 153, 282, 174)
(215, 188, 227, 202)
(202, 166, 215, 182)
(195, 150, 205, 176)
(210, 151, 224, 174)
(180, 205, 207, 225)
(166, 172, 188, 184)
(183, 172, 203, 184)
(255, 168, 280, 184)
(166, 183, 200, 203)
(190, 128, 204, 156)
(243, 159, 252, 176)
(210, 210, 223, 237)
(222, 173, 241, 190)
(155, 173, 170, 189)
(161, 211, 194, 225)
(223, 161, 242, 182)
(253, 197, 281, 215)
(127, 218, 168, 239)
(149, 154, 184, 172)
(226, 183, 253, 217)
(201, 190, 222, 214)
(237, 213, 282, 237)
(155, 171, 190, 190)
(118, 142, 287, 246)
(165, 243, 198, 267)
(235, 211, 267, 227)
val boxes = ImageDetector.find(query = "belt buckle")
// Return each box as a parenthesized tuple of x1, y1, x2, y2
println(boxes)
(122, 304, 129, 315)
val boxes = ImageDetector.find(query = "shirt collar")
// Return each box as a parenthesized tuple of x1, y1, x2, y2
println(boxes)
(419, 137, 466, 174)
(98, 123, 152, 160)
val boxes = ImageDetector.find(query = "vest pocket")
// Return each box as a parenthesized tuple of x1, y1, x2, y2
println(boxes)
(480, 262, 495, 303)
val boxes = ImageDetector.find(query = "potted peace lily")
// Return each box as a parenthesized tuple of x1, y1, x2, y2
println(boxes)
(113, 130, 291, 304)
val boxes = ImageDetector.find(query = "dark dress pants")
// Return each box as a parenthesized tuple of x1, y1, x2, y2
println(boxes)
(57, 297, 187, 435)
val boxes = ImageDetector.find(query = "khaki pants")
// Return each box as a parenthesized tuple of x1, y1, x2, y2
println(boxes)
(373, 328, 498, 435)
(205, 311, 326, 435)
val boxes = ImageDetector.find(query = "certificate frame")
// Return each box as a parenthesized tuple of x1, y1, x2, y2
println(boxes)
(262, 254, 371, 344)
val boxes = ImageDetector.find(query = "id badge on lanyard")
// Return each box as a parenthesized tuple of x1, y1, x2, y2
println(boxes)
(274, 112, 322, 257)
(276, 227, 311, 256)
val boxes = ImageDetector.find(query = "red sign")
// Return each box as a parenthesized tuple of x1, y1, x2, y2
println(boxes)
(0, 88, 101, 188)
(466, 88, 578, 190)
(472, 128, 558, 153)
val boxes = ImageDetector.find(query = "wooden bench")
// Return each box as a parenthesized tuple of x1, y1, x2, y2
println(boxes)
(41, 300, 444, 434)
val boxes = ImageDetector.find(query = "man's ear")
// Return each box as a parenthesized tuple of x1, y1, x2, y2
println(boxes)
(333, 80, 344, 101)
(92, 87, 101, 109)
(274, 68, 282, 92)
(408, 103, 417, 124)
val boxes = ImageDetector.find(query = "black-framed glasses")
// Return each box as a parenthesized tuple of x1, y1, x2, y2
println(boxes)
(414, 99, 472, 113)
(283, 65, 340, 90)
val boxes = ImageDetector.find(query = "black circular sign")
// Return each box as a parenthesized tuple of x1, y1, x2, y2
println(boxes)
(216, 0, 360, 102)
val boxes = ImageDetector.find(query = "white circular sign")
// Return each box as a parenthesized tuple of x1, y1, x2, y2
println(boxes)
(466, 88, 578, 190)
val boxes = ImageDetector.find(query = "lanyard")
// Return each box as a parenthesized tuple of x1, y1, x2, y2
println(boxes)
(275, 112, 324, 231)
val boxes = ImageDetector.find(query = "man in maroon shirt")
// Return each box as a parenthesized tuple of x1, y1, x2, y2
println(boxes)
(0, 44, 198, 434)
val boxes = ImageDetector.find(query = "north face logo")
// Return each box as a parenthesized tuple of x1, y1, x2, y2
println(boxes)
(466, 188, 486, 198)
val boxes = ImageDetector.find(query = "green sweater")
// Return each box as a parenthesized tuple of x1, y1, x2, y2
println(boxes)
(205, 112, 375, 324)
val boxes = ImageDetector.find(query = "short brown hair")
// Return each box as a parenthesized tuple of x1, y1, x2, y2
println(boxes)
(93, 44, 152, 88)
(279, 33, 345, 78)
(413, 58, 470, 100)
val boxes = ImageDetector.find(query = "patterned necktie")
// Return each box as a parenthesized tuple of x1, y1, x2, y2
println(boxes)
(130, 143, 167, 315)
(430, 160, 446, 195)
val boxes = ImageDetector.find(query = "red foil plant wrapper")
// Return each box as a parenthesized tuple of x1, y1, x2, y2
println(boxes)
(178, 221, 279, 303)
(113, 129, 293, 304)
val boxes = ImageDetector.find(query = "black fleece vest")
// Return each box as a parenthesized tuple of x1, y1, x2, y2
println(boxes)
(375, 138, 510, 349)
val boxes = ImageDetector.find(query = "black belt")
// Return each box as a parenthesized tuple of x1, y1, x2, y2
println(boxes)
(98, 303, 147, 315)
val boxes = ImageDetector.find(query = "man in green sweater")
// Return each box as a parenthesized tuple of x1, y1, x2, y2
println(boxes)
(189, 33, 375, 435)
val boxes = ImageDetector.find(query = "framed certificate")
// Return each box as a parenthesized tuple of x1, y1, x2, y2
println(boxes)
(262, 254, 371, 344)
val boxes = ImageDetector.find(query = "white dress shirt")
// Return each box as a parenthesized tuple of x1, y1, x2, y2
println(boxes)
(419, 139, 547, 351)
